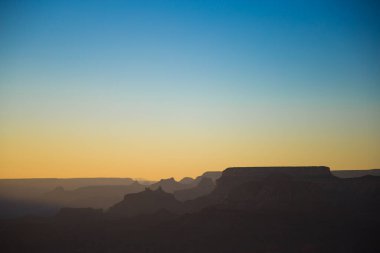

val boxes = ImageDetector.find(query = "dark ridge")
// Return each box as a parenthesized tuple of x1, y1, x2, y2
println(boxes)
(107, 187, 185, 218)
(185, 166, 334, 212)
(215, 166, 332, 195)
(223, 166, 331, 178)
(42, 181, 145, 209)
(332, 169, 380, 178)
(1, 167, 380, 253)
(148, 178, 191, 193)
(179, 177, 195, 185)
(198, 171, 222, 182)
(174, 177, 215, 201)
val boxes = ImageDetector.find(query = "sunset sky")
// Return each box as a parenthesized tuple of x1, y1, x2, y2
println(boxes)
(1, 0, 379, 180)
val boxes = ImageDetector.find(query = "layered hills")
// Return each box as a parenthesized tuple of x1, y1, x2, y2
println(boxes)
(1, 166, 379, 253)
(42, 181, 146, 209)
(0, 171, 221, 218)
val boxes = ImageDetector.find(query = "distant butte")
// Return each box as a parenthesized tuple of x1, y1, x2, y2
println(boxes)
(216, 166, 332, 193)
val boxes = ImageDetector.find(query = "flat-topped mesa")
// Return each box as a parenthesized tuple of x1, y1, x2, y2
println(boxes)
(215, 166, 333, 194)
(223, 166, 331, 178)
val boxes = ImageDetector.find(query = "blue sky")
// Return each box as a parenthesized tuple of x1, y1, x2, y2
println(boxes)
(0, 0, 379, 178)
(1, 0, 379, 97)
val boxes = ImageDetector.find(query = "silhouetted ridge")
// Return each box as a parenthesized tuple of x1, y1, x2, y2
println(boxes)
(174, 177, 215, 201)
(215, 166, 332, 195)
(199, 171, 222, 182)
(177, 171, 222, 190)
(42, 181, 145, 209)
(1, 167, 380, 253)
(223, 166, 331, 178)
(107, 187, 185, 218)
(332, 169, 380, 178)
(149, 178, 191, 193)
(185, 166, 334, 212)
(179, 177, 195, 185)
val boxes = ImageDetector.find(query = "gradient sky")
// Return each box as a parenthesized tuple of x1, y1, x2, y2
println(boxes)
(1, 0, 379, 180)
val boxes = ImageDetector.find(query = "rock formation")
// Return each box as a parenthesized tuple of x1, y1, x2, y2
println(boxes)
(148, 178, 191, 193)
(174, 177, 215, 201)
(107, 187, 185, 218)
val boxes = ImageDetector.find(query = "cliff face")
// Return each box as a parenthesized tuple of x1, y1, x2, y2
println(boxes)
(219, 174, 331, 212)
(221, 166, 332, 179)
(207, 167, 379, 214)
(215, 166, 333, 195)
(185, 166, 334, 212)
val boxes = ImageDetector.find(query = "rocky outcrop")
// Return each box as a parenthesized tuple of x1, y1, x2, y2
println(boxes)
(179, 171, 222, 188)
(179, 177, 195, 185)
(198, 171, 222, 182)
(174, 177, 215, 201)
(107, 187, 185, 218)
(148, 178, 191, 193)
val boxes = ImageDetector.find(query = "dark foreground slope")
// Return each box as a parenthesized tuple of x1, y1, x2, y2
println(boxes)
(0, 166, 379, 253)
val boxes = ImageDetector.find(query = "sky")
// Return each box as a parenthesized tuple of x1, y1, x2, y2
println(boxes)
(0, 0, 379, 180)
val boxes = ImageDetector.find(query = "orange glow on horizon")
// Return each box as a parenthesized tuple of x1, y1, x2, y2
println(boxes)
(1, 118, 379, 180)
